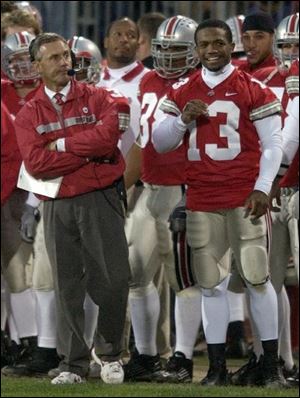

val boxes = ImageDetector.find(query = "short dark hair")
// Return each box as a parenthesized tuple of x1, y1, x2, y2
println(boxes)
(137, 12, 166, 40)
(195, 19, 233, 44)
(29, 32, 68, 62)
(105, 17, 139, 38)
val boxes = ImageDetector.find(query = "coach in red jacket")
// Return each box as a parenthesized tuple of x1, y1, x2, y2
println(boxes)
(14, 32, 131, 384)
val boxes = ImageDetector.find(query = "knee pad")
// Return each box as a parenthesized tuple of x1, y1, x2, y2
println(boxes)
(240, 245, 269, 285)
(192, 249, 228, 289)
(202, 275, 230, 297)
(176, 286, 201, 298)
(192, 250, 229, 289)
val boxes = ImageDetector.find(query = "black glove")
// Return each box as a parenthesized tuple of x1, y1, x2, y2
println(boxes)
(169, 196, 186, 233)
(19, 204, 40, 243)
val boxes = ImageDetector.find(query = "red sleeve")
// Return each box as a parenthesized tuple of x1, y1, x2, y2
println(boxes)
(65, 89, 130, 157)
(15, 104, 87, 180)
(1, 102, 22, 205)
(248, 76, 282, 121)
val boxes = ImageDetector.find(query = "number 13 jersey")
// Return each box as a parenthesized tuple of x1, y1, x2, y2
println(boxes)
(160, 65, 282, 211)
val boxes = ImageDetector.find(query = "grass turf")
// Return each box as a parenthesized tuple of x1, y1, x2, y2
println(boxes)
(2, 356, 299, 397)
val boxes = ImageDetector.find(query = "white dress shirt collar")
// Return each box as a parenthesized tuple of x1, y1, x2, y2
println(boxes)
(44, 81, 71, 102)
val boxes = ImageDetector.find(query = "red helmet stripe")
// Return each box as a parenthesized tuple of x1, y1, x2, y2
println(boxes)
(287, 13, 299, 33)
(165, 16, 179, 36)
(16, 32, 28, 47)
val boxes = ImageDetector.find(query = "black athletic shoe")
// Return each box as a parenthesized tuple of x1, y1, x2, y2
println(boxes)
(280, 357, 299, 387)
(262, 356, 288, 388)
(200, 363, 230, 386)
(2, 346, 60, 377)
(283, 365, 299, 387)
(230, 353, 263, 386)
(152, 351, 193, 383)
(123, 350, 162, 382)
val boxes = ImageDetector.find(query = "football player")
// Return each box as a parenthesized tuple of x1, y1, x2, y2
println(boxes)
(124, 15, 203, 383)
(153, 19, 286, 388)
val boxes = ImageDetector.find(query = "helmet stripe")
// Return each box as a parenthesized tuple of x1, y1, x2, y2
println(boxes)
(16, 32, 27, 46)
(287, 13, 299, 33)
(165, 16, 177, 35)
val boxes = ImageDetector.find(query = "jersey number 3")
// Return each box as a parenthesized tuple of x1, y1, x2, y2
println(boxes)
(188, 100, 241, 161)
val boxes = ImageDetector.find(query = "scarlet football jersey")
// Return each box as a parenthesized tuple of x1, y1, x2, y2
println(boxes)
(1, 79, 39, 118)
(161, 68, 282, 211)
(139, 70, 196, 185)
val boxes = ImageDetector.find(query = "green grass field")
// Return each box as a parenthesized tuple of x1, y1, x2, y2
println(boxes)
(1, 357, 299, 397)
(1, 377, 299, 397)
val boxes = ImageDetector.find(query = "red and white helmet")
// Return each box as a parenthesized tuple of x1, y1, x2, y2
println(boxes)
(68, 36, 102, 84)
(151, 15, 199, 79)
(225, 15, 245, 55)
(1, 31, 39, 84)
(274, 13, 299, 69)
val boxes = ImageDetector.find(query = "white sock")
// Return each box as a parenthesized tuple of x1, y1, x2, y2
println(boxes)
(175, 286, 202, 359)
(278, 286, 294, 370)
(245, 290, 263, 358)
(10, 289, 37, 338)
(1, 277, 8, 330)
(246, 280, 278, 341)
(202, 276, 230, 344)
(129, 282, 160, 356)
(227, 291, 245, 322)
(84, 293, 99, 349)
(35, 290, 56, 348)
(8, 313, 20, 344)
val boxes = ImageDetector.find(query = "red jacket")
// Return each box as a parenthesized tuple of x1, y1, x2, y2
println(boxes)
(15, 80, 130, 199)
(1, 101, 22, 206)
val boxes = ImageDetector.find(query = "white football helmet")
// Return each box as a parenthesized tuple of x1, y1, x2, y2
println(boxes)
(1, 31, 39, 84)
(274, 13, 299, 69)
(151, 15, 199, 79)
(68, 36, 102, 84)
(225, 15, 245, 55)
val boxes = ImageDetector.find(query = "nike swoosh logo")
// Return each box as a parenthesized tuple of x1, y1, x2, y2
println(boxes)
(225, 92, 237, 96)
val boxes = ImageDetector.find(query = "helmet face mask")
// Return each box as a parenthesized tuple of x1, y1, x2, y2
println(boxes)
(274, 13, 299, 70)
(2, 32, 39, 84)
(68, 36, 102, 84)
(74, 54, 101, 84)
(151, 16, 199, 79)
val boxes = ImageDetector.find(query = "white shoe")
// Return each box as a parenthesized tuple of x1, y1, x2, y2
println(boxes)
(91, 348, 124, 384)
(51, 371, 85, 384)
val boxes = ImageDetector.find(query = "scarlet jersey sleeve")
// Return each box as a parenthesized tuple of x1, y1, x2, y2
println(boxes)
(159, 68, 282, 211)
